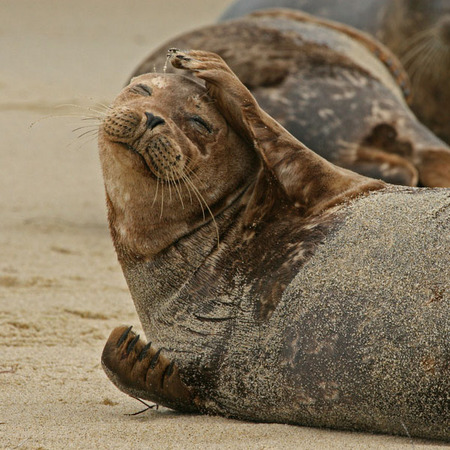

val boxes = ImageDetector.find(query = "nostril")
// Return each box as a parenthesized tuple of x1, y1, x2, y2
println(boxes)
(145, 112, 165, 130)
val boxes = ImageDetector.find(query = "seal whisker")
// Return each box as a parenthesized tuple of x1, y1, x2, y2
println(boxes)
(424, 43, 442, 81)
(167, 173, 173, 202)
(183, 156, 208, 190)
(182, 172, 220, 247)
(397, 29, 434, 55)
(76, 129, 99, 140)
(159, 176, 165, 219)
(405, 38, 434, 82)
(181, 173, 206, 221)
(56, 103, 109, 118)
(152, 175, 160, 208)
(170, 169, 185, 210)
(29, 111, 104, 129)
(81, 116, 105, 122)
(179, 172, 194, 205)
(94, 101, 113, 112)
(400, 37, 432, 69)
(67, 129, 100, 151)
(72, 124, 101, 134)
(413, 40, 437, 85)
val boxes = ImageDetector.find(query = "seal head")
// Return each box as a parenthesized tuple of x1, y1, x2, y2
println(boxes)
(99, 73, 259, 258)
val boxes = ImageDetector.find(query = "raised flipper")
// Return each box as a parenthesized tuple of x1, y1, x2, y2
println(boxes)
(170, 49, 386, 220)
(101, 326, 199, 413)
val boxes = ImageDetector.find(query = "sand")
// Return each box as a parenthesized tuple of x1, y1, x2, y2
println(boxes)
(0, 1, 447, 448)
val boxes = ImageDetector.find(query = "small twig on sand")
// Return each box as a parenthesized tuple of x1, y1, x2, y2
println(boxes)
(13, 437, 31, 449)
(0, 364, 18, 374)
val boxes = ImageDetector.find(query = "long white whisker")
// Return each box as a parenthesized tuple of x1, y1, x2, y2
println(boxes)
(72, 124, 100, 133)
(397, 30, 433, 55)
(76, 129, 99, 139)
(56, 103, 110, 116)
(160, 175, 165, 220)
(401, 38, 432, 69)
(415, 41, 437, 85)
(152, 175, 160, 207)
(171, 169, 185, 210)
(182, 173, 220, 247)
(182, 174, 205, 221)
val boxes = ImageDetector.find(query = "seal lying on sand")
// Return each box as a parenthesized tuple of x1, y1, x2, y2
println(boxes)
(220, 0, 450, 145)
(131, 10, 450, 187)
(99, 49, 450, 440)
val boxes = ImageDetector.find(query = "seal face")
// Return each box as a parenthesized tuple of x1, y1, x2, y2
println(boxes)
(99, 73, 259, 257)
(99, 50, 449, 441)
(220, 0, 450, 145)
(130, 11, 450, 187)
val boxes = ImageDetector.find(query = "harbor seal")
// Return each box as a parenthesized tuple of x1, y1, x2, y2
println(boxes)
(99, 49, 450, 440)
(220, 0, 450, 145)
(130, 11, 450, 187)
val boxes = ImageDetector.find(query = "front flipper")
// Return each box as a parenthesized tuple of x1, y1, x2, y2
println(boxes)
(170, 49, 385, 217)
(101, 326, 199, 413)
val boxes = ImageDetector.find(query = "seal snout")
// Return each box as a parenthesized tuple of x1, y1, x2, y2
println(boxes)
(145, 112, 166, 130)
(102, 106, 141, 141)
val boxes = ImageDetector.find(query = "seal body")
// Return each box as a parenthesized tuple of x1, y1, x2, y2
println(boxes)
(131, 11, 450, 187)
(120, 188, 450, 439)
(99, 50, 449, 441)
(220, 0, 450, 145)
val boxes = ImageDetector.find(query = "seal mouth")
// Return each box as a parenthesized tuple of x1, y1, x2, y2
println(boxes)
(118, 136, 186, 182)
(135, 135, 186, 181)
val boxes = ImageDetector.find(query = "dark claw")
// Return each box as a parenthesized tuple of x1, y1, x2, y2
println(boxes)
(166, 361, 175, 378)
(138, 342, 152, 361)
(161, 361, 175, 389)
(126, 334, 140, 355)
(176, 55, 191, 61)
(149, 348, 162, 369)
(117, 326, 133, 347)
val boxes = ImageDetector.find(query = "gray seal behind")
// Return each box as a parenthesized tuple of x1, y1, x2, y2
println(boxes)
(131, 11, 450, 187)
(220, 0, 450, 145)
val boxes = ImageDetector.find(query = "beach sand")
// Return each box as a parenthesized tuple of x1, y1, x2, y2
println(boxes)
(0, 1, 447, 448)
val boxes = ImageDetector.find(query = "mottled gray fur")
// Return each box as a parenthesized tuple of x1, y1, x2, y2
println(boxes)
(124, 187, 449, 440)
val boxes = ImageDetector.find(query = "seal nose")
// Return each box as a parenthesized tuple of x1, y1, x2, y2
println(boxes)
(145, 112, 165, 130)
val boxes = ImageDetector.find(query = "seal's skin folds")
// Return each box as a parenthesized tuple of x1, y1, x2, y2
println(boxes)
(99, 50, 449, 441)
(220, 0, 450, 146)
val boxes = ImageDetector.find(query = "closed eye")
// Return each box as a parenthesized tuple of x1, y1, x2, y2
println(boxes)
(190, 115, 213, 134)
(130, 83, 152, 96)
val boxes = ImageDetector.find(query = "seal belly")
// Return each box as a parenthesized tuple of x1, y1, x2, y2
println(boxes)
(211, 188, 449, 439)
